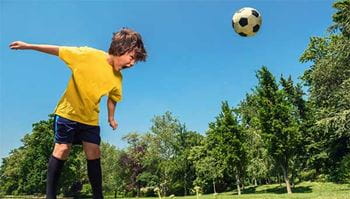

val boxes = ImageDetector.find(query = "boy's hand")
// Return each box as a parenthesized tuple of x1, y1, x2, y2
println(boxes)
(9, 41, 30, 50)
(108, 119, 118, 130)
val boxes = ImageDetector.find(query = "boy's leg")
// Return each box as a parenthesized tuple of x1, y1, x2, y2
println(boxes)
(52, 143, 72, 160)
(83, 141, 103, 199)
(46, 143, 72, 199)
(83, 141, 101, 160)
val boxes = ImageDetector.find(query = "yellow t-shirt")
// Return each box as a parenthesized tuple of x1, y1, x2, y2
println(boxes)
(54, 46, 122, 126)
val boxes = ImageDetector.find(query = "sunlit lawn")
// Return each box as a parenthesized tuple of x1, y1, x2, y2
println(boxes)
(2, 182, 349, 199)
(114, 182, 350, 199)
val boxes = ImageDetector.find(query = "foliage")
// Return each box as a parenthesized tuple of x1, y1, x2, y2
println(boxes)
(190, 102, 248, 195)
(329, 0, 350, 37)
(146, 112, 203, 196)
(100, 142, 123, 194)
(299, 0, 350, 181)
(0, 115, 85, 196)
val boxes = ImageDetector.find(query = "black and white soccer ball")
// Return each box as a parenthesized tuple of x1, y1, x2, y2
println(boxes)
(232, 7, 262, 37)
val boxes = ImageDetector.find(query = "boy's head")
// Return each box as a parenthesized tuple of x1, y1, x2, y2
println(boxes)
(108, 28, 147, 64)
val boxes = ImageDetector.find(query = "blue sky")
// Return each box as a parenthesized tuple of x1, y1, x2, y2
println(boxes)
(0, 0, 334, 160)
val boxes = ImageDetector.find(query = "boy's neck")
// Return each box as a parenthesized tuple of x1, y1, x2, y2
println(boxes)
(106, 54, 121, 72)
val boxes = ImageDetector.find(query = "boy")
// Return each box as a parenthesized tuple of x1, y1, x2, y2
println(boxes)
(9, 28, 147, 199)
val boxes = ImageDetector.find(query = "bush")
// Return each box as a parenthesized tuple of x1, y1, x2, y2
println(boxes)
(300, 169, 317, 181)
(330, 154, 350, 183)
(316, 174, 329, 182)
(169, 182, 184, 196)
(80, 183, 92, 196)
(140, 186, 156, 197)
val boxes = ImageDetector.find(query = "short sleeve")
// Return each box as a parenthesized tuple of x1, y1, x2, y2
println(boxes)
(108, 72, 123, 102)
(59, 46, 88, 69)
(108, 86, 122, 102)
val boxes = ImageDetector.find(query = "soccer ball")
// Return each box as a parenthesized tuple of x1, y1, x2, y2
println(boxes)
(232, 7, 262, 37)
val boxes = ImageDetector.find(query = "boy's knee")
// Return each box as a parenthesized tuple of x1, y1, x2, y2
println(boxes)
(85, 148, 101, 160)
(53, 143, 71, 160)
(83, 142, 101, 160)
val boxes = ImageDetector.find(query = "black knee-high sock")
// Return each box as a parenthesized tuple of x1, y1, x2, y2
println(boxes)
(46, 155, 65, 199)
(87, 158, 103, 199)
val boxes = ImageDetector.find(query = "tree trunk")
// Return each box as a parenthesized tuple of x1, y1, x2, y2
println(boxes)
(184, 171, 187, 196)
(213, 181, 217, 193)
(282, 166, 292, 194)
(278, 175, 282, 186)
(291, 170, 295, 188)
(236, 174, 241, 195)
(137, 182, 140, 197)
(254, 178, 258, 186)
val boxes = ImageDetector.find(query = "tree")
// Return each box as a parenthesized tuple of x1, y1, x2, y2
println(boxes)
(0, 148, 26, 195)
(329, 0, 350, 37)
(171, 130, 203, 195)
(300, 0, 350, 182)
(119, 132, 147, 197)
(204, 101, 248, 195)
(189, 144, 225, 194)
(145, 111, 202, 196)
(237, 94, 269, 186)
(255, 67, 303, 194)
(0, 115, 85, 196)
(100, 142, 123, 196)
(148, 112, 184, 196)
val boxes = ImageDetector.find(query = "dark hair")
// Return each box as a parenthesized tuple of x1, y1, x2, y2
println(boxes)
(108, 28, 147, 62)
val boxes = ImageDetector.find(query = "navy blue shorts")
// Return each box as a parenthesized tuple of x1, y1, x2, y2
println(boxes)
(53, 115, 101, 145)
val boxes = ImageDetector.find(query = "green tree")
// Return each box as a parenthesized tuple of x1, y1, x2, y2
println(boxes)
(0, 148, 26, 195)
(189, 144, 225, 194)
(329, 0, 350, 37)
(204, 101, 248, 195)
(300, 0, 350, 182)
(279, 76, 309, 185)
(255, 67, 303, 194)
(237, 94, 269, 186)
(175, 130, 203, 195)
(0, 115, 85, 196)
(148, 112, 183, 196)
(145, 112, 202, 196)
(100, 142, 123, 196)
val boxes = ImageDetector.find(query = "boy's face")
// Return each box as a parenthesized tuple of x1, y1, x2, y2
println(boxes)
(112, 50, 136, 71)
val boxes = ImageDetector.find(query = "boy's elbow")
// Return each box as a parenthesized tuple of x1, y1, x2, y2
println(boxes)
(51, 48, 59, 56)
(108, 97, 117, 104)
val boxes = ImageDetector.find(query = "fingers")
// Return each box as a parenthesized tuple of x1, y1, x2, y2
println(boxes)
(9, 41, 21, 50)
(112, 122, 118, 130)
(110, 124, 117, 130)
(9, 42, 18, 49)
(9, 41, 25, 50)
(109, 120, 118, 130)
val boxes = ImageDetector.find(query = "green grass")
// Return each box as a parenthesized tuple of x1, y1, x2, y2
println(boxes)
(113, 182, 350, 199)
(1, 182, 349, 199)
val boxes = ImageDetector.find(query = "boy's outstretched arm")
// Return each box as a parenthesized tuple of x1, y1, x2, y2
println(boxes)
(9, 41, 59, 56)
(107, 97, 118, 130)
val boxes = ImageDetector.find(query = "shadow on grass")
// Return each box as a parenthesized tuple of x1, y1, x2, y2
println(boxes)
(241, 185, 313, 194)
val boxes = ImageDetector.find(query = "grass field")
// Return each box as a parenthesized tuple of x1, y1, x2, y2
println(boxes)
(117, 182, 350, 199)
(1, 182, 349, 199)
